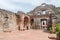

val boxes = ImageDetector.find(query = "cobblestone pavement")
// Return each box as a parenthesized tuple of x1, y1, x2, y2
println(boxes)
(0, 30, 56, 40)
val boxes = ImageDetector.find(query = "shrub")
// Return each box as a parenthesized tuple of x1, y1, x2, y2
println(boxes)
(56, 23, 60, 32)
(56, 31, 60, 37)
(56, 23, 60, 38)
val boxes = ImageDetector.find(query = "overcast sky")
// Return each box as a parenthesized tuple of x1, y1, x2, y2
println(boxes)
(0, 0, 60, 13)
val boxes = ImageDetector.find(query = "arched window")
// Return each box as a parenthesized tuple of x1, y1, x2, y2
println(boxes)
(42, 11, 46, 14)
(42, 4, 45, 6)
(34, 11, 41, 15)
(41, 3, 46, 6)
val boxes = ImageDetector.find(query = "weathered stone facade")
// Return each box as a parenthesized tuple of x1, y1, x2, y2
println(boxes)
(27, 3, 56, 31)
(0, 9, 31, 32)
(0, 3, 59, 32)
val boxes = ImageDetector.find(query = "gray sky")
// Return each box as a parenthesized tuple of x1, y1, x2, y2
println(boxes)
(0, 0, 60, 13)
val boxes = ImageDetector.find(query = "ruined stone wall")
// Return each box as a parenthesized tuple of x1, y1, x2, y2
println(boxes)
(0, 9, 18, 32)
(16, 11, 31, 30)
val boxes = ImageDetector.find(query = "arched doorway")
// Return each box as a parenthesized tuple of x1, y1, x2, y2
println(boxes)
(41, 19, 47, 29)
(31, 19, 34, 25)
(30, 19, 34, 29)
(24, 16, 29, 30)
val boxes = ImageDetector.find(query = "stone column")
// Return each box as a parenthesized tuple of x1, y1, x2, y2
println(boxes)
(27, 16, 31, 29)
(52, 19, 55, 32)
(20, 16, 24, 31)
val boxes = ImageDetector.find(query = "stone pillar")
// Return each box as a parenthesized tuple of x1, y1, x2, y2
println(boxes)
(27, 16, 30, 29)
(52, 19, 55, 32)
(20, 15, 24, 31)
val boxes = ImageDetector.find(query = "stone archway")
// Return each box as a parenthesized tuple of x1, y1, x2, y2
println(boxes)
(30, 18, 34, 29)
(24, 17, 28, 25)
(24, 16, 30, 30)
(31, 19, 34, 25)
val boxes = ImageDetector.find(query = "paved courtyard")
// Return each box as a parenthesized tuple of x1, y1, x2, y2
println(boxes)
(0, 30, 56, 40)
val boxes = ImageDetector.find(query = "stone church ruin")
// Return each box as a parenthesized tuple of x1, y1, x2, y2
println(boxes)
(0, 3, 60, 32)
